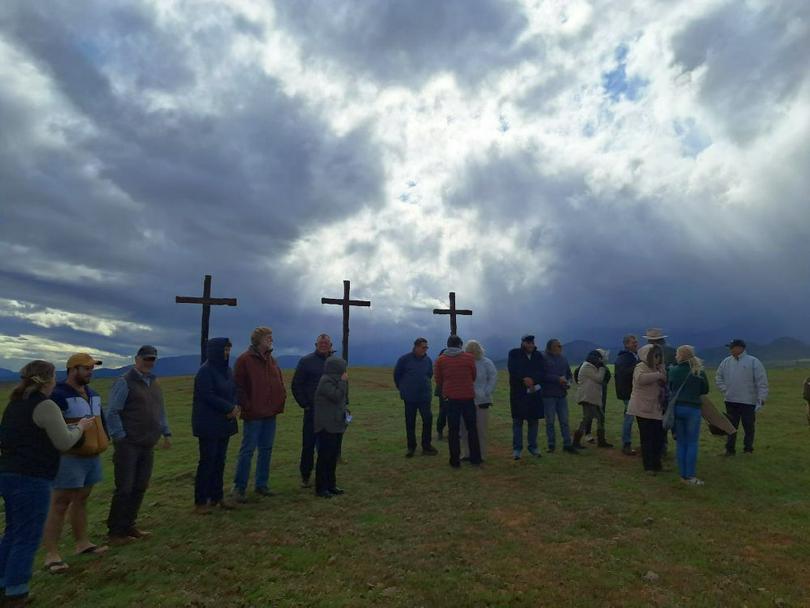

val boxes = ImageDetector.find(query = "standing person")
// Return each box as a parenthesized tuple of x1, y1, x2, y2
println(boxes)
(643, 328, 675, 456)
(231, 327, 286, 502)
(434, 335, 481, 468)
(291, 334, 333, 488)
(716, 339, 769, 456)
(804, 375, 810, 426)
(541, 339, 577, 454)
(105, 345, 172, 543)
(573, 350, 613, 449)
(192, 338, 239, 513)
(507, 335, 545, 460)
(42, 354, 109, 572)
(615, 334, 640, 455)
(393, 338, 438, 458)
(669, 346, 710, 485)
(0, 361, 90, 607)
(434, 348, 448, 441)
(313, 357, 349, 498)
(462, 340, 497, 461)
(627, 345, 667, 475)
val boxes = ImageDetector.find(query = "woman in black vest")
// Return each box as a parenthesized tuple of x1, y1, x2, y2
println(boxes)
(0, 361, 91, 607)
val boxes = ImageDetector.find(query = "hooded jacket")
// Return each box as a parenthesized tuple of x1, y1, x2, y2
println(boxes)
(393, 351, 433, 403)
(314, 357, 348, 434)
(626, 344, 667, 420)
(433, 348, 476, 400)
(507, 346, 545, 420)
(192, 338, 238, 438)
(576, 357, 607, 407)
(234, 346, 287, 420)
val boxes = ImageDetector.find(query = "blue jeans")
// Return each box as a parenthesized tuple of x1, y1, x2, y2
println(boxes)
(622, 399, 634, 446)
(512, 419, 539, 453)
(543, 397, 572, 449)
(0, 473, 52, 598)
(234, 417, 277, 493)
(674, 404, 702, 478)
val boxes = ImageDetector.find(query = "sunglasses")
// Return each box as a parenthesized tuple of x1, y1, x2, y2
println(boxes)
(142, 357, 157, 362)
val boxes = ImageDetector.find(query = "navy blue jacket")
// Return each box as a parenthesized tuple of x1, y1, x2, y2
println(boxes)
(541, 352, 573, 398)
(614, 349, 639, 401)
(507, 347, 545, 420)
(192, 338, 237, 438)
(291, 351, 330, 410)
(393, 351, 433, 403)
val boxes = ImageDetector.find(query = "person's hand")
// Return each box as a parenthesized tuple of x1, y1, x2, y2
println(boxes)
(77, 417, 95, 431)
(523, 377, 534, 388)
(755, 401, 764, 412)
(558, 376, 567, 386)
(161, 436, 172, 449)
(341, 372, 348, 381)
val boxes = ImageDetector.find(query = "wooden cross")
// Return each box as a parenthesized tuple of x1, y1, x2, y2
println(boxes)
(433, 291, 472, 336)
(176, 274, 237, 364)
(321, 280, 371, 362)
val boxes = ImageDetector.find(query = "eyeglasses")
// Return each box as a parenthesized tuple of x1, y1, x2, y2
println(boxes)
(143, 357, 157, 362)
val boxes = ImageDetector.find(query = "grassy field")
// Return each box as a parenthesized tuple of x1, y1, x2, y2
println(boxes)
(1, 366, 809, 608)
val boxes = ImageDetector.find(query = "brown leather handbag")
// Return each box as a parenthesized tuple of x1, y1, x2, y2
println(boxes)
(66, 415, 110, 457)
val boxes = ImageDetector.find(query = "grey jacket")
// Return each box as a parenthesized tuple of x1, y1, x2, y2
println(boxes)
(715, 351, 768, 406)
(314, 357, 348, 434)
(576, 361, 606, 406)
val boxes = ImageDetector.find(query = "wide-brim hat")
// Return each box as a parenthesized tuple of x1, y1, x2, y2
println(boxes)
(642, 328, 668, 341)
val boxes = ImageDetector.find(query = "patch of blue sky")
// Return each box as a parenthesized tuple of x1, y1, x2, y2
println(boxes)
(602, 44, 646, 102)
(673, 118, 712, 157)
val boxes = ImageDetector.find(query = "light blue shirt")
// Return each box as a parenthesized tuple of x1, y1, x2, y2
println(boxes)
(106, 369, 171, 440)
(715, 351, 769, 406)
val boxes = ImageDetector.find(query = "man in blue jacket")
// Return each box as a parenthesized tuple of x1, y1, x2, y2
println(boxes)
(393, 338, 438, 458)
(541, 339, 577, 454)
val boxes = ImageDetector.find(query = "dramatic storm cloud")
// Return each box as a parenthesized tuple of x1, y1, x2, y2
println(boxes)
(1, 0, 809, 370)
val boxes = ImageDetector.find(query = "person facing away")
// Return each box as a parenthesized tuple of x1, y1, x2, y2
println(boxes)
(105, 345, 171, 543)
(540, 338, 577, 454)
(715, 338, 768, 456)
(231, 326, 287, 502)
(313, 356, 349, 498)
(434, 335, 481, 468)
(291, 333, 333, 488)
(668, 345, 710, 485)
(461, 340, 497, 461)
(393, 337, 438, 458)
(192, 338, 239, 513)
(507, 334, 545, 460)
(627, 344, 667, 475)
(614, 334, 640, 455)
(0, 360, 90, 607)
(574, 349, 613, 449)
(42, 353, 109, 573)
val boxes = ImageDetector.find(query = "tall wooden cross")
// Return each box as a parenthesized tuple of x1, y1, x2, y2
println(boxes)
(176, 274, 238, 364)
(321, 280, 371, 362)
(433, 291, 472, 336)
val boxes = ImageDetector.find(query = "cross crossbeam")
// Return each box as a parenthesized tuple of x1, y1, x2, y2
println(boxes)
(321, 280, 371, 362)
(432, 291, 472, 336)
(176, 274, 237, 364)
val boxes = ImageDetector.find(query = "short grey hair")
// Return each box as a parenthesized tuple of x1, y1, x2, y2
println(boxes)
(622, 334, 637, 347)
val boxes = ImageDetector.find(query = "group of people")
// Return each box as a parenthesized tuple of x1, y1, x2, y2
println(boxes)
(0, 325, 777, 606)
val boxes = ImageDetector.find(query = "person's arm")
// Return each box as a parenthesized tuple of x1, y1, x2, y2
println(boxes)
(316, 377, 346, 405)
(197, 368, 236, 414)
(754, 359, 769, 404)
(699, 371, 710, 395)
(393, 356, 405, 389)
(636, 369, 665, 385)
(291, 360, 310, 408)
(579, 363, 600, 383)
(105, 378, 128, 441)
(275, 363, 287, 405)
(434, 358, 443, 390)
(715, 360, 727, 395)
(485, 360, 498, 396)
(32, 400, 85, 451)
(234, 355, 252, 413)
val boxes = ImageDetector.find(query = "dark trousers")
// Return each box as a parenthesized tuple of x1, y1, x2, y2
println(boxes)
(300, 408, 316, 480)
(636, 416, 664, 471)
(436, 398, 447, 435)
(194, 437, 229, 505)
(725, 402, 756, 453)
(446, 399, 481, 466)
(315, 431, 340, 493)
(107, 441, 154, 535)
(404, 400, 433, 450)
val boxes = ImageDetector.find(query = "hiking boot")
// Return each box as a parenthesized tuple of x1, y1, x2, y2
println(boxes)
(513, 450, 521, 460)
(422, 446, 438, 455)
(572, 430, 586, 449)
(597, 430, 614, 448)
(405, 449, 415, 458)
(301, 476, 312, 488)
(328, 487, 345, 495)
(230, 488, 249, 504)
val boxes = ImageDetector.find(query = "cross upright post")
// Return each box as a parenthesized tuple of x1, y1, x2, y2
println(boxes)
(321, 279, 371, 362)
(176, 274, 238, 364)
(432, 291, 472, 336)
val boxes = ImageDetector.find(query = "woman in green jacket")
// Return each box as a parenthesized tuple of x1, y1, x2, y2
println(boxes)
(668, 346, 709, 485)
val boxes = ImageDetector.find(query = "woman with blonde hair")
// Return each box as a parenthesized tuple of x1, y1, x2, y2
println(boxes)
(668, 345, 710, 485)
(461, 340, 497, 461)
(0, 361, 91, 606)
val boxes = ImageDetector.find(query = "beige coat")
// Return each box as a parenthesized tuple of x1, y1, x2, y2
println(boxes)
(627, 345, 666, 420)
(576, 362, 605, 406)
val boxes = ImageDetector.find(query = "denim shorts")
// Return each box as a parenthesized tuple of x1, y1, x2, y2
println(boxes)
(52, 455, 103, 489)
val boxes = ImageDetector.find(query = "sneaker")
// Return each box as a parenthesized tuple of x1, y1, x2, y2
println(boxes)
(328, 487, 345, 495)
(528, 449, 542, 458)
(405, 449, 415, 458)
(513, 450, 521, 460)
(126, 528, 151, 539)
(585, 434, 595, 444)
(255, 488, 275, 497)
(301, 476, 312, 488)
(422, 446, 438, 455)
(622, 444, 637, 456)
(682, 477, 705, 486)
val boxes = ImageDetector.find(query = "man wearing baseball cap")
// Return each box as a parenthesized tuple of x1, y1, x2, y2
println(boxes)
(716, 339, 769, 455)
(42, 353, 109, 572)
(106, 346, 172, 542)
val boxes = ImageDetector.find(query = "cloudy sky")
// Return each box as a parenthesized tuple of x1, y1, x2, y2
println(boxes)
(1, 0, 809, 370)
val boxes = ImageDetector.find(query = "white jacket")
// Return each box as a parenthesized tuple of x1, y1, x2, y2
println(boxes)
(473, 357, 498, 406)
(715, 352, 768, 406)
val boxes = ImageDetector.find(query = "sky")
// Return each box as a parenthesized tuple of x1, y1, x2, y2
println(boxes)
(1, 0, 809, 370)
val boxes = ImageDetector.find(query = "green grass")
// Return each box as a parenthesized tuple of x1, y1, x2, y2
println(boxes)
(2, 367, 809, 607)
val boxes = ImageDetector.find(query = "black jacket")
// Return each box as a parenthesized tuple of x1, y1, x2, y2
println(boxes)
(192, 338, 237, 438)
(291, 351, 330, 409)
(614, 349, 639, 401)
(507, 347, 545, 420)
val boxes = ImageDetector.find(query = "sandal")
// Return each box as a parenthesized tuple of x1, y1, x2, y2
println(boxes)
(76, 544, 109, 556)
(44, 560, 69, 574)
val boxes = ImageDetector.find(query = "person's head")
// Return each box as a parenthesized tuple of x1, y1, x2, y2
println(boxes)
(10, 360, 57, 402)
(251, 326, 274, 353)
(205, 338, 232, 365)
(643, 328, 667, 345)
(521, 334, 536, 353)
(639, 344, 663, 368)
(464, 339, 484, 360)
(412, 337, 429, 356)
(546, 339, 562, 355)
(676, 345, 704, 376)
(134, 345, 158, 374)
(315, 333, 333, 355)
(586, 349, 604, 366)
(66, 353, 101, 386)
(446, 335, 463, 349)
(622, 334, 639, 353)
(726, 338, 746, 358)
(324, 355, 347, 376)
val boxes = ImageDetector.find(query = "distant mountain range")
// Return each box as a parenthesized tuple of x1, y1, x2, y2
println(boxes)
(2, 337, 809, 382)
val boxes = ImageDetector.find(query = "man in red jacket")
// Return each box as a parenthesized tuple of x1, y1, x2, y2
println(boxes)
(434, 335, 481, 468)
(231, 327, 287, 501)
